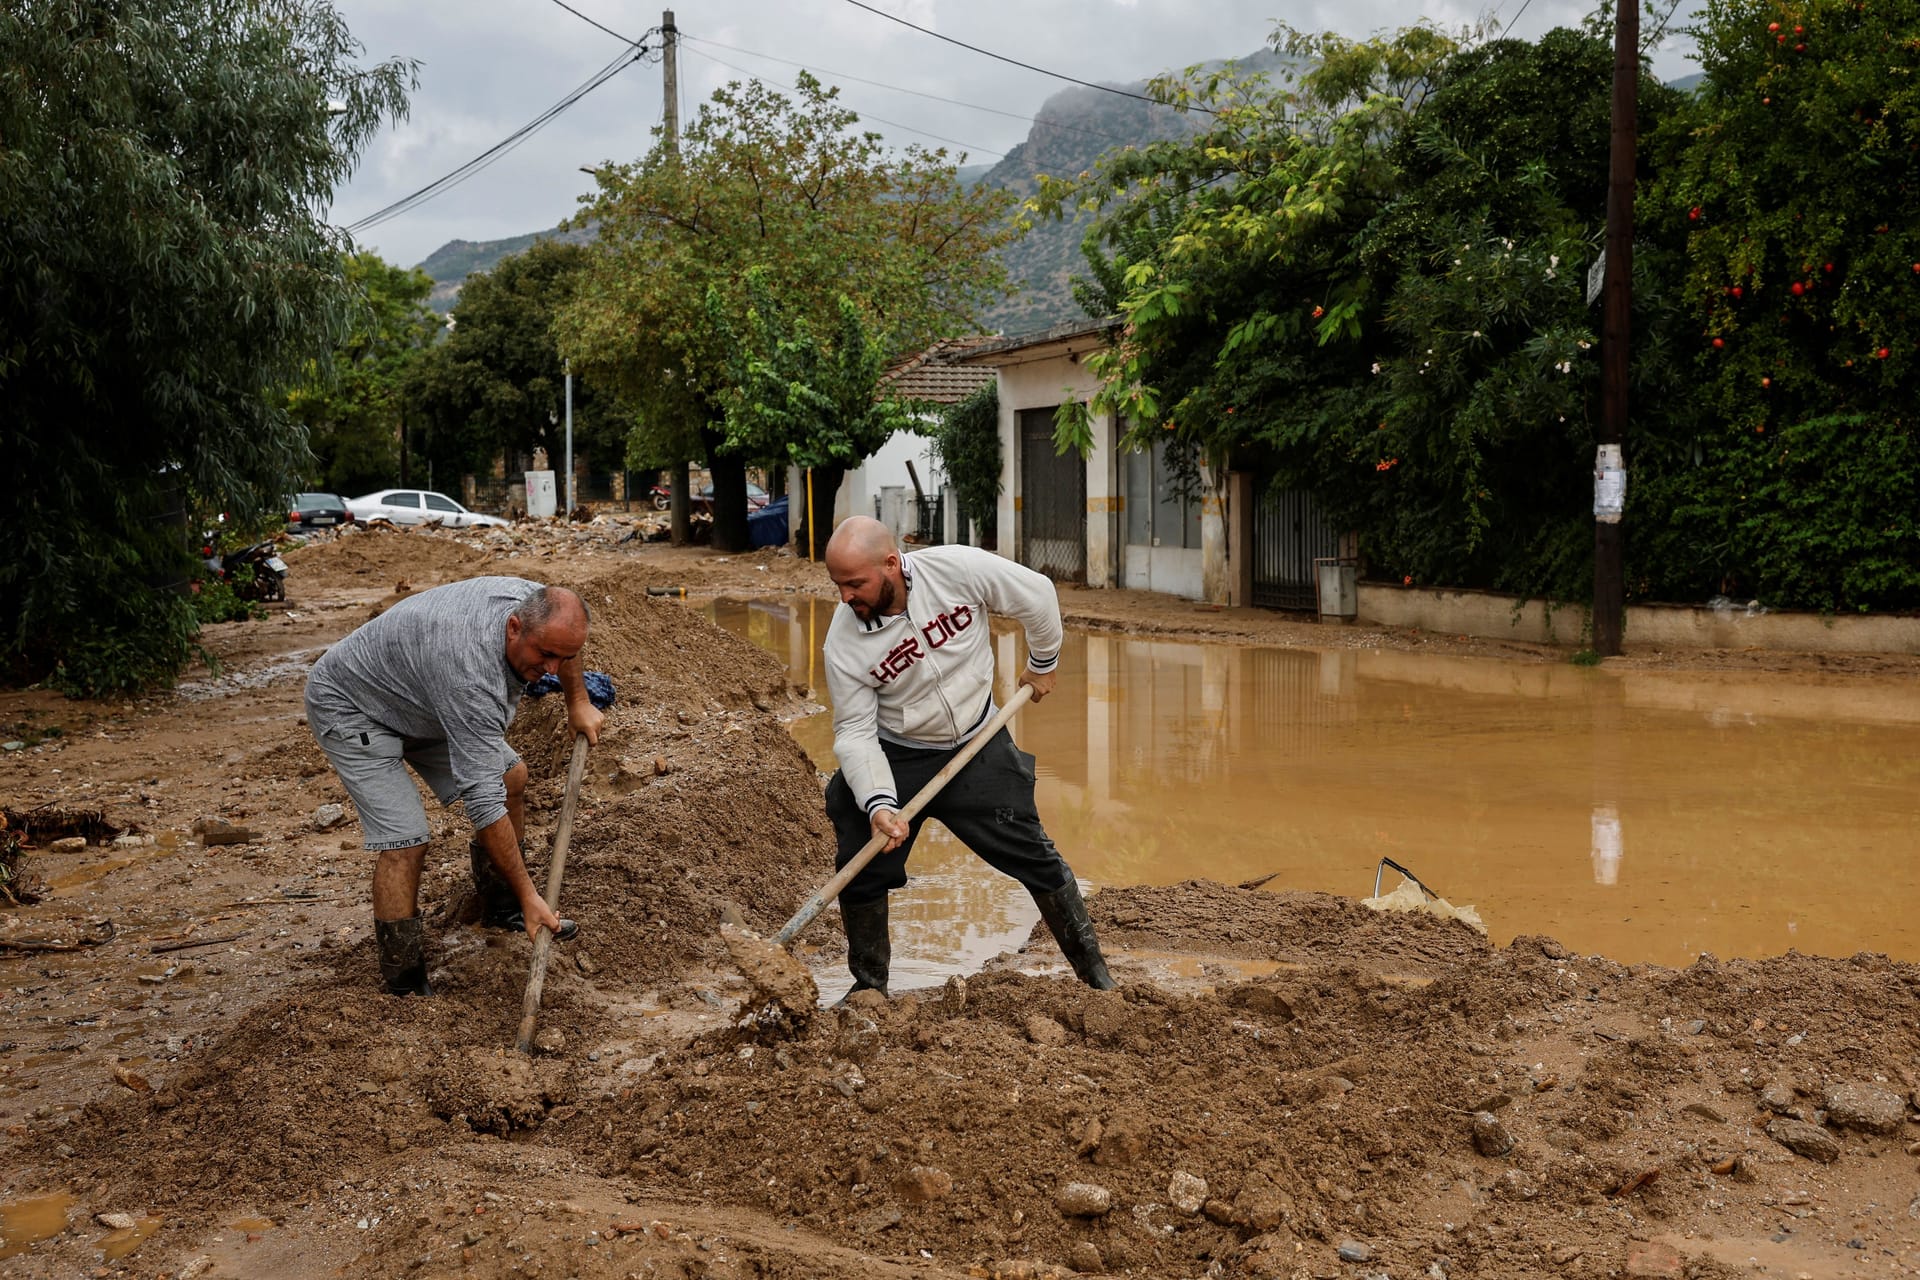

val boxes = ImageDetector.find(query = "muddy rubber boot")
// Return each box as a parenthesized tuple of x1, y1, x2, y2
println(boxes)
(838, 896, 891, 1002)
(1032, 879, 1117, 990)
(374, 915, 434, 997)
(470, 840, 578, 941)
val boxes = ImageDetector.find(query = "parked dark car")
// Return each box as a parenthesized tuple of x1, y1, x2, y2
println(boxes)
(692, 482, 770, 514)
(286, 492, 355, 532)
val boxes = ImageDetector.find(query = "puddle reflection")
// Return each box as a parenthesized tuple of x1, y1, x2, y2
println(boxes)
(705, 597, 1920, 970)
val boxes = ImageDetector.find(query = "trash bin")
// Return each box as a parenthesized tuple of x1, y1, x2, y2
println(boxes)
(1314, 557, 1358, 621)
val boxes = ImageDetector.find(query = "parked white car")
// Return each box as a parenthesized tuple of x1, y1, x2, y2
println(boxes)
(347, 489, 510, 528)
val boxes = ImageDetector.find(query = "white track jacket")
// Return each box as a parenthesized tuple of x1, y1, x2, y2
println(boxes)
(825, 545, 1061, 817)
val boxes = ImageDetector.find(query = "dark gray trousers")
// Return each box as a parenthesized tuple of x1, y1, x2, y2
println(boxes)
(825, 728, 1075, 906)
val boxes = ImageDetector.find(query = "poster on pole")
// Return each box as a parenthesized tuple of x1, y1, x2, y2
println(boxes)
(1587, 248, 1607, 306)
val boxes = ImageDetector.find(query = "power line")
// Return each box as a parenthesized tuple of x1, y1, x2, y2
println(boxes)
(681, 44, 1006, 157)
(544, 0, 646, 47)
(680, 32, 1138, 148)
(837, 0, 1216, 117)
(346, 45, 648, 234)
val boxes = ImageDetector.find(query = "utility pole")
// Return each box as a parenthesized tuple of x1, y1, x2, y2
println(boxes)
(563, 357, 574, 518)
(661, 8, 692, 546)
(1593, 0, 1637, 656)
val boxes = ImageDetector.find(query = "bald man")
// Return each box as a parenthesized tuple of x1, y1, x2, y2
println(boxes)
(821, 517, 1115, 996)
(304, 577, 604, 995)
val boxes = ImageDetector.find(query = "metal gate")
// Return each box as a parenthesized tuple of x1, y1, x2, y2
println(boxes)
(1018, 407, 1086, 581)
(1252, 488, 1339, 611)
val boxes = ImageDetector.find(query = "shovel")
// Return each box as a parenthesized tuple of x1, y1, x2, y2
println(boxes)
(775, 682, 1034, 945)
(723, 684, 1037, 1024)
(514, 732, 589, 1054)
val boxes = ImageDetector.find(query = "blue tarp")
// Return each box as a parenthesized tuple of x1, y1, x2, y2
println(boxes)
(747, 495, 789, 549)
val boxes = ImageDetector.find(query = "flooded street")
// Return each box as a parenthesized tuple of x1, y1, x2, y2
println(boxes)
(707, 596, 1920, 980)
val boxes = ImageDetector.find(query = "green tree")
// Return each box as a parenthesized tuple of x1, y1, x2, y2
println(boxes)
(710, 269, 915, 556)
(929, 382, 1002, 539)
(1040, 23, 1697, 604)
(288, 251, 440, 496)
(0, 0, 412, 693)
(559, 72, 1017, 550)
(1637, 0, 1920, 609)
(1031, 25, 1457, 533)
(409, 240, 627, 499)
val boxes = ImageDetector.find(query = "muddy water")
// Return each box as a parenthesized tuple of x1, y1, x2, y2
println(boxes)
(0, 1191, 77, 1259)
(705, 597, 1920, 978)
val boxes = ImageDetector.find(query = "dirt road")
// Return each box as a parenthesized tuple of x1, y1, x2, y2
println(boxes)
(1, 522, 1916, 1279)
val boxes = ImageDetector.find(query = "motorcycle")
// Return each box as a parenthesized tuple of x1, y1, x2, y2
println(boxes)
(201, 532, 287, 603)
(648, 483, 671, 511)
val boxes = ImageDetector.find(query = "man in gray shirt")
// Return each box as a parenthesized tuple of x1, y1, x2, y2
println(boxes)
(304, 577, 605, 995)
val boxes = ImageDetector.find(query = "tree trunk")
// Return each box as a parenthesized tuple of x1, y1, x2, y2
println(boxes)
(669, 458, 691, 545)
(703, 431, 752, 552)
(799, 464, 845, 560)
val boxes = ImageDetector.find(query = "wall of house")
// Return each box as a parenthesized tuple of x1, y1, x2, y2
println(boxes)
(1356, 583, 1920, 655)
(994, 355, 1115, 584)
(836, 424, 944, 543)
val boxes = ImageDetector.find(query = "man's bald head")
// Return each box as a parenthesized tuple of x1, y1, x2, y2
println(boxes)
(505, 585, 589, 682)
(826, 517, 906, 623)
(825, 516, 897, 573)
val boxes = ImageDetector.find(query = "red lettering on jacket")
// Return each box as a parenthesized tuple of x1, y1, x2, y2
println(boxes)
(869, 634, 923, 684)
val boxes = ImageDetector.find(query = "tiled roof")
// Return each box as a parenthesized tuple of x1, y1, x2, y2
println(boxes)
(950, 316, 1122, 364)
(880, 336, 998, 405)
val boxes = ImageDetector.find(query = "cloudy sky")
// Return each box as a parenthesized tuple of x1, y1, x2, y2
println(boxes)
(326, 0, 1706, 270)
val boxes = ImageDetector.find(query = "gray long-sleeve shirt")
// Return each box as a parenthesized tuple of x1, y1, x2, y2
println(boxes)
(304, 576, 539, 830)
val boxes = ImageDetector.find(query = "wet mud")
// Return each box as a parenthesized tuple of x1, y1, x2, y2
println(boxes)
(0, 526, 1916, 1280)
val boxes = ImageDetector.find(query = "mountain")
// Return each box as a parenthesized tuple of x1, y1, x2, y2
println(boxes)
(416, 224, 595, 312)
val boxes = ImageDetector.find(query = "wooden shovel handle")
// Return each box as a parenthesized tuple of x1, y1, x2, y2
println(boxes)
(774, 683, 1035, 946)
(514, 732, 590, 1053)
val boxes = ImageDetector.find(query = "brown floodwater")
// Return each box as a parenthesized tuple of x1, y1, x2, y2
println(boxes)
(705, 597, 1920, 989)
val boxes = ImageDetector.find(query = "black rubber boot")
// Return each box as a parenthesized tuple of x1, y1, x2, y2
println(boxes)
(470, 840, 577, 941)
(839, 896, 891, 1000)
(1032, 879, 1117, 990)
(374, 915, 434, 997)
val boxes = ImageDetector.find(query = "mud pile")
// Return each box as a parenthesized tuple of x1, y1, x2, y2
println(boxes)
(13, 549, 1920, 1280)
(41, 563, 841, 1222)
(594, 902, 1920, 1280)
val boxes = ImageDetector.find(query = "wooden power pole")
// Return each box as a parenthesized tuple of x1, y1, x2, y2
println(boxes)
(1593, 0, 1637, 656)
(660, 9, 693, 547)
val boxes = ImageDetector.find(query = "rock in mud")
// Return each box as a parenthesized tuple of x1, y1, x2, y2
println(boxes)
(1471, 1111, 1515, 1157)
(1768, 1117, 1841, 1163)
(1822, 1082, 1906, 1133)
(1337, 1239, 1372, 1262)
(1069, 1241, 1104, 1274)
(1226, 983, 1296, 1019)
(1024, 1013, 1068, 1046)
(1090, 1114, 1147, 1167)
(95, 1211, 138, 1230)
(192, 816, 259, 846)
(893, 1165, 953, 1204)
(1759, 1082, 1798, 1114)
(312, 803, 346, 830)
(1168, 1170, 1208, 1214)
(1054, 1181, 1112, 1217)
(1624, 1240, 1684, 1277)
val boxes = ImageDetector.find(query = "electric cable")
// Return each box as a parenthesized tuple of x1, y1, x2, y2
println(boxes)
(545, 0, 645, 47)
(681, 44, 1007, 157)
(837, 0, 1216, 117)
(346, 44, 648, 234)
(680, 32, 1137, 147)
